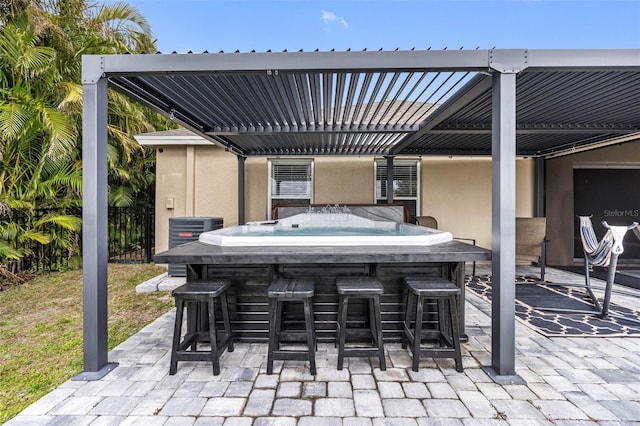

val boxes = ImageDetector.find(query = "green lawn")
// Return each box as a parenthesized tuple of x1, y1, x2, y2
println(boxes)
(0, 264, 174, 423)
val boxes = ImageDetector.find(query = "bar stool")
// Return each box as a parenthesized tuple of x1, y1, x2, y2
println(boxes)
(335, 276, 386, 371)
(402, 277, 463, 372)
(266, 278, 317, 375)
(170, 279, 234, 376)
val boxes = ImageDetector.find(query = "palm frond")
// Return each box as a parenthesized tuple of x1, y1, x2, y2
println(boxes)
(108, 184, 135, 207)
(0, 240, 23, 260)
(33, 213, 81, 231)
(0, 101, 32, 138)
(19, 229, 51, 244)
(57, 81, 82, 112)
(39, 105, 77, 157)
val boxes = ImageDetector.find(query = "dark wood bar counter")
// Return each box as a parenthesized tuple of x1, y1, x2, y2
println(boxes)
(155, 240, 491, 342)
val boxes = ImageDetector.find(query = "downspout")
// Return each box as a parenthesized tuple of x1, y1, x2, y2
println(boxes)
(186, 146, 195, 216)
(534, 157, 545, 217)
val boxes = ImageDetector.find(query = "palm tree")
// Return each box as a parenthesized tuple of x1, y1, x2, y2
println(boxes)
(0, 0, 172, 277)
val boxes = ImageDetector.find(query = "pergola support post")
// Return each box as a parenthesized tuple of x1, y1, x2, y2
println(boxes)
(534, 157, 545, 217)
(385, 155, 395, 204)
(74, 68, 116, 380)
(238, 155, 246, 225)
(485, 71, 525, 385)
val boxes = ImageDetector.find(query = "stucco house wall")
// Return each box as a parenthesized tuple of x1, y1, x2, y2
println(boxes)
(421, 158, 534, 248)
(142, 130, 537, 257)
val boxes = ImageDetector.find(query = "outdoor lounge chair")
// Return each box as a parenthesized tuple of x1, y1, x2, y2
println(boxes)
(416, 216, 477, 276)
(516, 217, 548, 281)
(577, 216, 638, 319)
(537, 216, 639, 324)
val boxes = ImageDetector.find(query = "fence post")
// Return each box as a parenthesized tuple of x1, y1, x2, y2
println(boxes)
(144, 205, 153, 263)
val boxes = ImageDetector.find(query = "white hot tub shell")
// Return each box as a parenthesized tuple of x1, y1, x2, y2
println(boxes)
(198, 213, 453, 247)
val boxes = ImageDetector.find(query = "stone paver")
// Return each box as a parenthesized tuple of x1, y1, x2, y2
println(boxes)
(353, 390, 384, 417)
(200, 397, 245, 416)
(534, 399, 590, 421)
(48, 396, 104, 416)
(302, 381, 326, 398)
(382, 398, 427, 417)
(159, 397, 207, 416)
(315, 398, 355, 416)
(277, 381, 302, 398)
(7, 266, 640, 425)
(402, 382, 430, 398)
(328, 381, 353, 398)
(271, 398, 312, 417)
(242, 389, 275, 416)
(377, 381, 404, 398)
(423, 399, 470, 418)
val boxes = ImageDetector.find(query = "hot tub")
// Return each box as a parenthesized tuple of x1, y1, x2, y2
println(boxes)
(198, 213, 453, 247)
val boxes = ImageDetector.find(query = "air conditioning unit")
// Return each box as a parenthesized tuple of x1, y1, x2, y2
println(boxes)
(168, 217, 223, 276)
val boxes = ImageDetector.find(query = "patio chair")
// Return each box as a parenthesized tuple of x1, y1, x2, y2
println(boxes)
(416, 216, 477, 276)
(538, 216, 639, 324)
(415, 215, 438, 229)
(515, 217, 548, 281)
(578, 216, 638, 319)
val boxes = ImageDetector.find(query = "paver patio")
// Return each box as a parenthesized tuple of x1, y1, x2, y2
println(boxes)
(7, 266, 640, 425)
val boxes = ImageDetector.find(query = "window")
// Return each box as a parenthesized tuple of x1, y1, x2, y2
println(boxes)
(375, 159, 420, 218)
(268, 160, 314, 219)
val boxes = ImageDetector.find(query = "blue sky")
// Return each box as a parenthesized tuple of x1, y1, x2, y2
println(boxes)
(119, 0, 640, 53)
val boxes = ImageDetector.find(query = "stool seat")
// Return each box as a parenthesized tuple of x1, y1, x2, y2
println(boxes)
(404, 279, 460, 297)
(170, 279, 234, 376)
(402, 277, 463, 373)
(268, 278, 315, 298)
(267, 278, 317, 375)
(335, 276, 386, 371)
(172, 280, 231, 298)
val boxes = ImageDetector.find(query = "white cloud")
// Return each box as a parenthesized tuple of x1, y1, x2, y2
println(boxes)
(322, 10, 349, 29)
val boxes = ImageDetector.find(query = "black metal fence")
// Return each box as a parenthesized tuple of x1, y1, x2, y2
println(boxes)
(2, 206, 155, 274)
(108, 206, 155, 263)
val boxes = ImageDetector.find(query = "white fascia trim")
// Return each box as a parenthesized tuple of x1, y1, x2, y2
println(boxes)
(134, 134, 212, 146)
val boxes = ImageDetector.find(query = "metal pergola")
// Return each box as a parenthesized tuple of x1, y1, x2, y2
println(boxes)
(80, 48, 640, 383)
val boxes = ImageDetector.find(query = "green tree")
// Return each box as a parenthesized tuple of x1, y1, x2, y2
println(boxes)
(0, 0, 172, 278)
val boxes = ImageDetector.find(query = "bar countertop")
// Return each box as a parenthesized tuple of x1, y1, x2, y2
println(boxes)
(154, 240, 492, 265)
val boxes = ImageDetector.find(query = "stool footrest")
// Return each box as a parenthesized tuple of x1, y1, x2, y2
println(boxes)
(277, 331, 313, 341)
(342, 347, 383, 357)
(420, 348, 459, 358)
(270, 350, 313, 361)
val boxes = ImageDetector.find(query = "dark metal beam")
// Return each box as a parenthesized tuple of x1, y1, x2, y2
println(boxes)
(100, 50, 492, 76)
(427, 127, 639, 135)
(527, 49, 640, 71)
(391, 74, 492, 154)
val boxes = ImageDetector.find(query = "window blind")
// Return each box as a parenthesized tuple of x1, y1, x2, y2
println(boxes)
(375, 161, 418, 198)
(271, 162, 312, 197)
